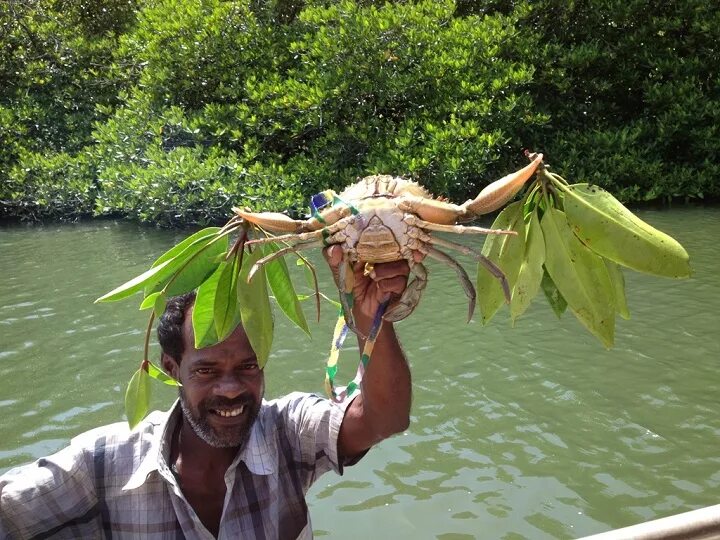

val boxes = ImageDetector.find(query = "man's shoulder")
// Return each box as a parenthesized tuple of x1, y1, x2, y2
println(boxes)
(261, 391, 330, 417)
(69, 408, 170, 454)
(258, 391, 351, 436)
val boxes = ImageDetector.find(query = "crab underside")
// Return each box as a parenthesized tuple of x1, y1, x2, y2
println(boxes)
(235, 155, 543, 328)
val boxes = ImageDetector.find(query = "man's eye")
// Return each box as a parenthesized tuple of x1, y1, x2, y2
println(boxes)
(240, 363, 259, 371)
(195, 368, 214, 375)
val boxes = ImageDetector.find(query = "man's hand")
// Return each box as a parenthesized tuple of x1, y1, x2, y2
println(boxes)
(324, 245, 413, 459)
(323, 245, 411, 326)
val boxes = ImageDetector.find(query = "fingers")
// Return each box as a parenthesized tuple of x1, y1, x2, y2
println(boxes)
(323, 245, 343, 268)
(377, 275, 408, 297)
(370, 260, 410, 281)
(325, 245, 411, 291)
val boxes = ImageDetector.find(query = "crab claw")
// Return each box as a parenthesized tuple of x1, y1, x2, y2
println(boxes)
(398, 197, 465, 225)
(461, 153, 543, 217)
(232, 208, 306, 233)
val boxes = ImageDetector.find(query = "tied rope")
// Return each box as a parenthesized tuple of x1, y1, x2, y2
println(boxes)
(324, 300, 389, 402)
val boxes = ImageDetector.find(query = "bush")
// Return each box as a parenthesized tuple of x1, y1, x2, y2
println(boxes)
(2, 151, 97, 221)
(85, 0, 545, 225)
(0, 0, 135, 220)
(519, 0, 720, 201)
(2, 0, 717, 224)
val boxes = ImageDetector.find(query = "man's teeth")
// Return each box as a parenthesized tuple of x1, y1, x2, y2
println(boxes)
(215, 406, 244, 417)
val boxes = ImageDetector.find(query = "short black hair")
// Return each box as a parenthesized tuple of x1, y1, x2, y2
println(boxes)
(157, 291, 196, 363)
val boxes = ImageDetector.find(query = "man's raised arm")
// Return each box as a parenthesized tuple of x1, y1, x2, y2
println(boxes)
(324, 246, 413, 459)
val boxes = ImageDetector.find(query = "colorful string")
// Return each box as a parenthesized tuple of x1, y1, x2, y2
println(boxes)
(324, 300, 389, 403)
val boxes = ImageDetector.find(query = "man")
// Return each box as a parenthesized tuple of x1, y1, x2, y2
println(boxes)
(0, 246, 413, 539)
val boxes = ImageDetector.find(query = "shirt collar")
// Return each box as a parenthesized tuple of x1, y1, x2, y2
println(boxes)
(122, 401, 180, 491)
(122, 398, 276, 491)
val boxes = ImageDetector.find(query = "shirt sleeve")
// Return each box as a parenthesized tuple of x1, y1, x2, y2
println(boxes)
(276, 392, 365, 490)
(0, 441, 99, 539)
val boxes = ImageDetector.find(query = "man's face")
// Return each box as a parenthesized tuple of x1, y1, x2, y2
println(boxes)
(165, 309, 265, 449)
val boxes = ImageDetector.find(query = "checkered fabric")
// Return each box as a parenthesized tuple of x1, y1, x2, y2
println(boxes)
(0, 392, 356, 539)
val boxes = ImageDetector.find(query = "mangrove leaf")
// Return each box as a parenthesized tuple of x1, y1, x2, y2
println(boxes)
(193, 262, 225, 348)
(605, 260, 631, 320)
(96, 259, 173, 303)
(146, 361, 180, 386)
(477, 201, 525, 324)
(237, 248, 274, 368)
(150, 227, 222, 268)
(125, 366, 150, 429)
(145, 234, 228, 297)
(263, 243, 310, 337)
(542, 208, 616, 347)
(541, 268, 567, 318)
(562, 184, 691, 278)
(511, 210, 546, 323)
(213, 254, 241, 342)
(140, 291, 161, 310)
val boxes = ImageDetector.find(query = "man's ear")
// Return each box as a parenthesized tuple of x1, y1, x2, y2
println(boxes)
(161, 352, 180, 380)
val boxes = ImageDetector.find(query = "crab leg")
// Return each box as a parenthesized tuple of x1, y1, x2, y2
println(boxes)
(428, 236, 512, 303)
(233, 208, 310, 233)
(247, 240, 324, 283)
(384, 260, 428, 322)
(422, 246, 477, 322)
(245, 217, 352, 247)
(404, 215, 516, 237)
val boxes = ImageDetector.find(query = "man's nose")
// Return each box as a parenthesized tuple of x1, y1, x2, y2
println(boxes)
(213, 373, 245, 398)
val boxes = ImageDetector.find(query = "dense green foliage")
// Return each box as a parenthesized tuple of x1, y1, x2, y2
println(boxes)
(1, 0, 717, 224)
(521, 0, 720, 202)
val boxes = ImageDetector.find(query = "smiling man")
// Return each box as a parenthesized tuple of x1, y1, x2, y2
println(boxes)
(0, 246, 412, 539)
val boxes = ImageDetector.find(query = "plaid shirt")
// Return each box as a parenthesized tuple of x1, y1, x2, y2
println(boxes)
(0, 392, 355, 539)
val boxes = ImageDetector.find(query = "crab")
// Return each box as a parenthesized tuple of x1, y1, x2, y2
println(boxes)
(235, 154, 543, 327)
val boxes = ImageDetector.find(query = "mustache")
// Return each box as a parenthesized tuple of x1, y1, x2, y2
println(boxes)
(201, 396, 253, 410)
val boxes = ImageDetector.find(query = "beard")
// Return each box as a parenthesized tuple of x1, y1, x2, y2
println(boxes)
(179, 388, 262, 449)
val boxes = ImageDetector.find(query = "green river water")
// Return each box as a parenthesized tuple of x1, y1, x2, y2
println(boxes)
(1, 207, 718, 538)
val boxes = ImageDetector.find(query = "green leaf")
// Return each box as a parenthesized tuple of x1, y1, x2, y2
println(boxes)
(511, 210, 545, 323)
(541, 268, 567, 318)
(541, 208, 616, 348)
(237, 248, 274, 368)
(153, 294, 168, 318)
(141, 292, 168, 318)
(146, 361, 181, 386)
(146, 234, 228, 297)
(214, 254, 241, 342)
(96, 259, 174, 303)
(605, 260, 630, 320)
(125, 366, 150, 429)
(97, 231, 226, 304)
(193, 262, 224, 348)
(263, 243, 310, 337)
(562, 184, 691, 278)
(140, 292, 162, 310)
(298, 257, 317, 290)
(476, 201, 526, 324)
(150, 227, 222, 268)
